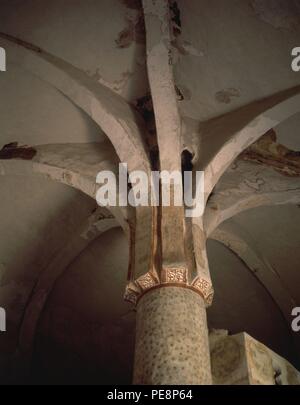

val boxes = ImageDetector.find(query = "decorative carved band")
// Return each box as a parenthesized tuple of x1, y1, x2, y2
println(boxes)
(191, 276, 214, 306)
(162, 267, 187, 283)
(136, 271, 159, 291)
(124, 288, 139, 306)
(124, 269, 214, 307)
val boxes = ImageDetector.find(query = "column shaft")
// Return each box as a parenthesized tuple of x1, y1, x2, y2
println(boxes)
(133, 286, 212, 385)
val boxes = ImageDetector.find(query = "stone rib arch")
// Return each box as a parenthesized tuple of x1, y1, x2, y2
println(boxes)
(0, 143, 129, 232)
(203, 86, 300, 198)
(0, 157, 96, 197)
(0, 32, 156, 310)
(0, 32, 151, 174)
(18, 210, 122, 364)
(140, 0, 188, 286)
(210, 225, 296, 337)
(0, 145, 131, 373)
(205, 160, 300, 237)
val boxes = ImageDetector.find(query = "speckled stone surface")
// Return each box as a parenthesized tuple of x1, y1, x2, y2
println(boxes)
(133, 286, 212, 385)
(209, 332, 300, 385)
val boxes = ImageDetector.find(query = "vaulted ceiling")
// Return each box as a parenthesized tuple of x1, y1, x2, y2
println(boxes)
(0, 0, 299, 384)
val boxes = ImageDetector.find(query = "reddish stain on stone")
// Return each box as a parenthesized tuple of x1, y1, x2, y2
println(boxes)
(115, 15, 145, 48)
(215, 88, 241, 104)
(0, 142, 37, 160)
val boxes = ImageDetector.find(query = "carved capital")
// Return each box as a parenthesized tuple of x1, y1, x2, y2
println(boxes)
(192, 276, 214, 306)
(125, 270, 214, 307)
(136, 271, 159, 291)
(124, 282, 141, 305)
(161, 267, 187, 283)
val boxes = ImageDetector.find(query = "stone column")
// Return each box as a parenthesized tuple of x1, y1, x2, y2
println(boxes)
(125, 215, 214, 385)
(127, 0, 213, 385)
(133, 286, 212, 385)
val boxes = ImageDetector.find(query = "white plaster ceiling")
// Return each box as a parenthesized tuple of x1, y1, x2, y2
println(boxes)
(174, 0, 300, 120)
(0, 0, 149, 103)
(0, 175, 96, 329)
(0, 175, 94, 274)
(230, 205, 300, 307)
(0, 66, 106, 146)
